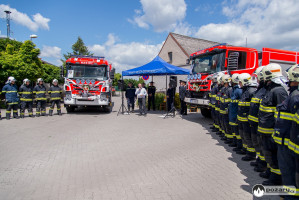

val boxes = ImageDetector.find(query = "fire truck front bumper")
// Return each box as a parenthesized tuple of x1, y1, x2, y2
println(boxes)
(64, 95, 110, 106)
(184, 97, 210, 106)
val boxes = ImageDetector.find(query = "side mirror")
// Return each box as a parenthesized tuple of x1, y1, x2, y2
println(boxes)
(186, 59, 190, 65)
(110, 68, 115, 80)
(60, 66, 64, 78)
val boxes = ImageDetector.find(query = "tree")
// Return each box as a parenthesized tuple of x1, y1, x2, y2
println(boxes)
(63, 36, 92, 61)
(112, 73, 121, 86)
(42, 63, 61, 83)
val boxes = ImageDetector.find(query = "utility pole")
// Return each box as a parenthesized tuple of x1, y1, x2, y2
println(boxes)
(4, 10, 11, 38)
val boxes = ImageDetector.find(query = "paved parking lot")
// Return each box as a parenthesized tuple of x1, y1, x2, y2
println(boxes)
(0, 96, 275, 200)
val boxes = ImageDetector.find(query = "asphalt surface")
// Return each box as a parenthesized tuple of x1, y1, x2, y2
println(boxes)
(0, 95, 278, 200)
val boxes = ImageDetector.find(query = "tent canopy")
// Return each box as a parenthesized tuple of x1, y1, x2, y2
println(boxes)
(122, 56, 190, 76)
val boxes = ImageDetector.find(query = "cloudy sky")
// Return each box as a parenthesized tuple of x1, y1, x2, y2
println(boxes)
(1, 0, 299, 72)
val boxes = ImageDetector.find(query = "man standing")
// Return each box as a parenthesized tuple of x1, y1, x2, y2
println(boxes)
(135, 83, 147, 115)
(19, 79, 34, 118)
(48, 79, 62, 116)
(166, 83, 175, 112)
(125, 82, 136, 112)
(209, 75, 218, 131)
(258, 64, 288, 185)
(34, 78, 47, 117)
(2, 77, 19, 120)
(147, 81, 156, 111)
(179, 80, 187, 115)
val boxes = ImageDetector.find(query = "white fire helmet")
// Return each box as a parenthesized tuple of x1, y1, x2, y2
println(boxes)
(255, 66, 265, 81)
(287, 64, 299, 82)
(52, 79, 58, 84)
(23, 78, 30, 84)
(217, 73, 225, 84)
(231, 73, 239, 84)
(263, 63, 283, 81)
(8, 76, 16, 83)
(222, 74, 231, 83)
(239, 73, 252, 86)
(37, 78, 44, 83)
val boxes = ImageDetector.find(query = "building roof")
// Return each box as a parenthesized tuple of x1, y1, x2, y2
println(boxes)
(169, 32, 220, 57)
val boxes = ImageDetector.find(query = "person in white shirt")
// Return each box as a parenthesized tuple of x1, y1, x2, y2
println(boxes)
(135, 83, 147, 115)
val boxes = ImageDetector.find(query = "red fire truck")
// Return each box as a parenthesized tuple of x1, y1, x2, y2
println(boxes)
(184, 44, 299, 117)
(63, 55, 115, 113)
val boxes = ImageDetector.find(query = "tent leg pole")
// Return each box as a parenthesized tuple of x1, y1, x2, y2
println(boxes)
(166, 74, 167, 112)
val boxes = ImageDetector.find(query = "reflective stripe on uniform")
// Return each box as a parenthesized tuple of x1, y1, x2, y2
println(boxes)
(20, 98, 33, 101)
(283, 186, 299, 196)
(36, 98, 47, 100)
(237, 115, 248, 122)
(19, 92, 32, 94)
(231, 99, 239, 103)
(220, 110, 228, 114)
(6, 111, 11, 113)
(238, 101, 250, 106)
(258, 126, 274, 134)
(49, 91, 61, 93)
(259, 105, 276, 113)
(229, 122, 238, 126)
(247, 147, 256, 152)
(272, 132, 282, 145)
(278, 112, 295, 121)
(36, 91, 46, 94)
(6, 91, 17, 93)
(236, 135, 241, 140)
(251, 97, 261, 104)
(270, 167, 281, 175)
(248, 115, 258, 123)
(50, 97, 61, 100)
(7, 102, 18, 105)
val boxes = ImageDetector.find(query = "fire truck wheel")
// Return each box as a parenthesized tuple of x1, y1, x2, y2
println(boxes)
(200, 108, 211, 118)
(104, 105, 112, 113)
(66, 106, 75, 113)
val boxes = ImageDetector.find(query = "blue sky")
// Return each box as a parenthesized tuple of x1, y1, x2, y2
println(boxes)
(1, 0, 299, 72)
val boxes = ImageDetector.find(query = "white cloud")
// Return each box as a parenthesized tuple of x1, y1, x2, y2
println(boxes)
(195, 0, 299, 50)
(130, 0, 187, 32)
(40, 46, 61, 58)
(89, 34, 163, 72)
(0, 4, 50, 32)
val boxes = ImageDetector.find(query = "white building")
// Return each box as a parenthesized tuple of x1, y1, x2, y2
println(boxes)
(154, 32, 219, 92)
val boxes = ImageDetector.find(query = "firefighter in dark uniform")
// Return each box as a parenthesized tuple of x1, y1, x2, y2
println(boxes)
(166, 83, 175, 112)
(229, 74, 243, 149)
(125, 82, 136, 112)
(237, 73, 257, 160)
(2, 77, 19, 120)
(19, 79, 34, 118)
(288, 72, 299, 195)
(179, 80, 187, 115)
(215, 74, 225, 135)
(209, 75, 218, 131)
(273, 64, 299, 195)
(33, 78, 47, 117)
(218, 76, 227, 139)
(147, 81, 156, 111)
(219, 74, 233, 143)
(49, 79, 62, 116)
(248, 67, 268, 173)
(258, 63, 288, 185)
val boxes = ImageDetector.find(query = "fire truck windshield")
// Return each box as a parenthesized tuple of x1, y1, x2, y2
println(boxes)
(67, 65, 108, 80)
(191, 52, 225, 74)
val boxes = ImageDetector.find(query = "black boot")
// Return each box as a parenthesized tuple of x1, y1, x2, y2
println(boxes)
(236, 150, 246, 155)
(241, 156, 255, 161)
(259, 168, 271, 179)
(250, 161, 258, 167)
(229, 143, 237, 147)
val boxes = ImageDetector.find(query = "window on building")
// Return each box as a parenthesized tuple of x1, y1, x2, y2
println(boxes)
(168, 52, 173, 63)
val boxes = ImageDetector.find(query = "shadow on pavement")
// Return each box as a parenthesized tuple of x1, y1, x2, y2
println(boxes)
(182, 112, 279, 200)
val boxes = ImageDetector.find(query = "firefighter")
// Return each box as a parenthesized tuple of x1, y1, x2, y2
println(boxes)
(125, 82, 136, 112)
(229, 74, 243, 150)
(209, 75, 218, 131)
(33, 78, 47, 117)
(166, 83, 175, 112)
(219, 74, 233, 143)
(274, 64, 299, 194)
(19, 79, 34, 118)
(48, 79, 62, 116)
(147, 81, 156, 111)
(248, 67, 268, 173)
(258, 63, 288, 185)
(215, 73, 225, 136)
(2, 77, 19, 120)
(237, 73, 257, 159)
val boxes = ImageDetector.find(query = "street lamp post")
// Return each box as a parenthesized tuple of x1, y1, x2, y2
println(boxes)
(30, 34, 38, 41)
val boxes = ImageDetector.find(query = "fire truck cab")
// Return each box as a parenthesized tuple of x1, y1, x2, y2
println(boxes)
(63, 55, 114, 113)
(185, 44, 299, 117)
